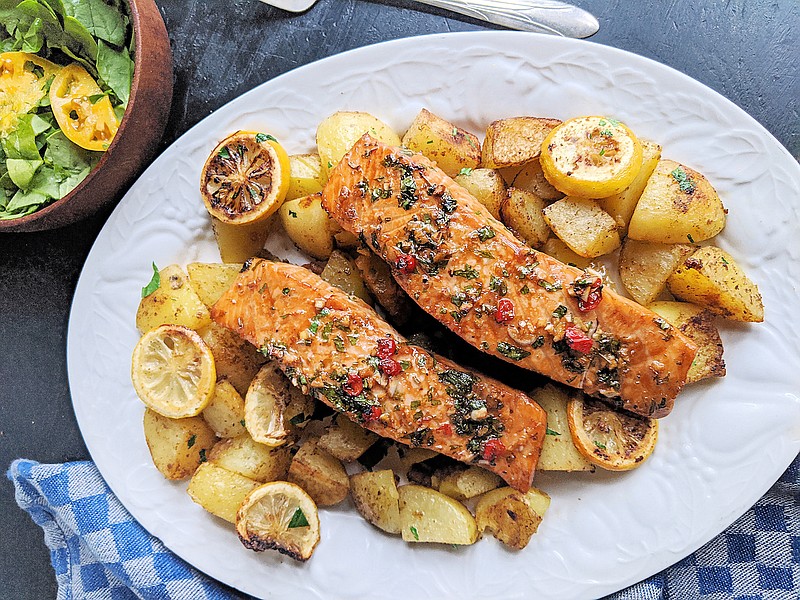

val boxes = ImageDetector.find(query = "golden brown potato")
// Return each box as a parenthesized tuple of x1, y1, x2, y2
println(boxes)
(474, 486, 550, 550)
(202, 379, 247, 438)
(187, 462, 260, 523)
(667, 246, 763, 322)
(540, 237, 591, 269)
(542, 196, 621, 258)
(317, 111, 400, 177)
(317, 415, 379, 462)
(481, 117, 561, 168)
(511, 159, 564, 201)
(398, 484, 477, 545)
(136, 264, 211, 333)
(397, 448, 439, 472)
(432, 466, 503, 501)
(350, 469, 401, 534)
(279, 193, 336, 260)
(648, 301, 726, 382)
(597, 139, 662, 232)
(353, 252, 413, 325)
(207, 434, 292, 482)
(530, 385, 594, 472)
(401, 108, 481, 177)
(618, 239, 694, 306)
(143, 409, 217, 480)
(500, 187, 550, 248)
(287, 441, 350, 506)
(210, 217, 272, 264)
(287, 153, 327, 201)
(245, 362, 314, 447)
(454, 167, 506, 220)
(628, 159, 726, 244)
(320, 250, 371, 303)
(198, 322, 265, 396)
(186, 262, 242, 308)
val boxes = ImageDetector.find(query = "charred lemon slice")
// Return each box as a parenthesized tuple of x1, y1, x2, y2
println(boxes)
(540, 116, 643, 198)
(201, 130, 291, 225)
(244, 363, 313, 447)
(131, 325, 216, 418)
(567, 395, 658, 471)
(236, 481, 320, 561)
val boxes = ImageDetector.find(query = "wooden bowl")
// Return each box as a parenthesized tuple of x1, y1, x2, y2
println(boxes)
(0, 0, 173, 233)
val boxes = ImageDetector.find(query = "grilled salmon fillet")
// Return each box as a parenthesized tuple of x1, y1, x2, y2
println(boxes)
(321, 135, 697, 418)
(211, 259, 547, 492)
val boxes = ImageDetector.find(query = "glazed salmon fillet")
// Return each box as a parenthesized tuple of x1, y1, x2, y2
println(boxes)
(211, 259, 547, 492)
(321, 135, 697, 418)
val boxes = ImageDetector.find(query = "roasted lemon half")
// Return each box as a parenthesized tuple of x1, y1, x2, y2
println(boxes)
(244, 362, 313, 447)
(567, 395, 658, 471)
(540, 116, 643, 198)
(236, 481, 321, 562)
(201, 130, 291, 225)
(131, 324, 216, 418)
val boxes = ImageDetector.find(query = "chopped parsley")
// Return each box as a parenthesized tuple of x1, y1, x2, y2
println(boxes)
(198, 449, 207, 463)
(489, 276, 508, 296)
(288, 210, 298, 218)
(594, 441, 607, 450)
(187, 434, 197, 448)
(538, 279, 562, 292)
(255, 133, 277, 143)
(287, 508, 309, 528)
(545, 427, 560, 436)
(218, 146, 230, 159)
(687, 233, 695, 243)
(497, 342, 531, 361)
(520, 284, 530, 295)
(552, 304, 568, 319)
(458, 167, 473, 177)
(532, 336, 545, 348)
(450, 265, 479, 280)
(476, 225, 495, 241)
(333, 335, 346, 352)
(410, 525, 420, 540)
(670, 166, 696, 194)
(141, 262, 160, 298)
(282, 287, 290, 295)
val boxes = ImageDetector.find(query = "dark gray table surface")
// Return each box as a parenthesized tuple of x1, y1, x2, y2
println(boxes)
(1, 0, 797, 597)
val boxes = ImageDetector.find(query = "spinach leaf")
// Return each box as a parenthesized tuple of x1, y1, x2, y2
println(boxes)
(97, 39, 132, 106)
(6, 158, 43, 188)
(44, 131, 98, 173)
(2, 116, 42, 161)
(62, 0, 126, 47)
(62, 14, 99, 63)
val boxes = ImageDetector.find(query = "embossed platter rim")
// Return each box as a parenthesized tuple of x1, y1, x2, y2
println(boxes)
(67, 32, 800, 600)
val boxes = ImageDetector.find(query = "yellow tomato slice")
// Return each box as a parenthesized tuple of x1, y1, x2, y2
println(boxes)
(0, 52, 61, 135)
(49, 63, 120, 151)
(540, 116, 643, 198)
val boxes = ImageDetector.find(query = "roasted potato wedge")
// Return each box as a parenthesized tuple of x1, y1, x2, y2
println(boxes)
(187, 462, 260, 523)
(475, 486, 551, 550)
(540, 237, 591, 269)
(401, 108, 480, 177)
(202, 379, 247, 438)
(320, 250, 371, 303)
(511, 159, 563, 201)
(287, 440, 350, 506)
(210, 217, 271, 264)
(398, 484, 477, 545)
(530, 385, 594, 472)
(354, 252, 414, 325)
(667, 246, 763, 322)
(279, 193, 337, 260)
(245, 362, 314, 447)
(317, 111, 400, 177)
(454, 167, 506, 220)
(542, 196, 621, 258)
(198, 322, 265, 396)
(207, 434, 292, 482)
(618, 239, 694, 306)
(350, 469, 401, 534)
(628, 159, 726, 244)
(481, 116, 560, 168)
(432, 465, 504, 501)
(186, 262, 243, 308)
(136, 264, 211, 333)
(142, 409, 217, 480)
(649, 301, 726, 382)
(500, 187, 550, 248)
(287, 153, 327, 201)
(317, 414, 379, 462)
(597, 139, 662, 232)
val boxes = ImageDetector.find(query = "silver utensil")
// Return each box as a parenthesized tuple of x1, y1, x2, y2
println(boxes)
(260, 0, 599, 38)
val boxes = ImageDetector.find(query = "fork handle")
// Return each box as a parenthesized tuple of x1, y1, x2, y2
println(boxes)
(411, 0, 599, 38)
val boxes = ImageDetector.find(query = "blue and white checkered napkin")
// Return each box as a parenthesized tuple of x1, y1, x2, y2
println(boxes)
(8, 456, 800, 600)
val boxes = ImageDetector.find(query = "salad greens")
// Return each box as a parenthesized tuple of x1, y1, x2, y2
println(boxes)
(0, 0, 135, 221)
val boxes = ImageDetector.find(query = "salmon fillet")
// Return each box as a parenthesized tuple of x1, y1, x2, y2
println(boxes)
(211, 259, 547, 492)
(321, 135, 697, 418)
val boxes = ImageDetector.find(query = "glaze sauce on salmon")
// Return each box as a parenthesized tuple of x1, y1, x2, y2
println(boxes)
(211, 259, 547, 492)
(321, 135, 697, 418)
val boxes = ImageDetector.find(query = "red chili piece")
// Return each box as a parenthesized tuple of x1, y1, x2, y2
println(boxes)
(376, 338, 397, 359)
(565, 325, 594, 354)
(482, 438, 506, 461)
(577, 278, 603, 312)
(364, 406, 382, 422)
(343, 373, 363, 396)
(436, 423, 454, 437)
(494, 297, 515, 323)
(394, 254, 417, 274)
(378, 357, 402, 376)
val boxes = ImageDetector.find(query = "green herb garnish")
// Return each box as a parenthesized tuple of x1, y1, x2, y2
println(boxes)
(546, 428, 560, 436)
(287, 508, 309, 528)
(141, 263, 160, 298)
(497, 342, 531, 361)
(410, 525, 419, 540)
(670, 166, 696, 194)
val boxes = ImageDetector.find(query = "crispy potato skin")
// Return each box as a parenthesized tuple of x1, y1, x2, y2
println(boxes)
(353, 252, 414, 325)
(402, 108, 481, 178)
(454, 168, 506, 220)
(279, 193, 337, 260)
(317, 111, 400, 178)
(482, 117, 561, 169)
(398, 484, 477, 544)
(542, 196, 621, 258)
(288, 441, 350, 506)
(618, 239, 694, 306)
(500, 187, 550, 248)
(350, 469, 401, 534)
(143, 409, 216, 480)
(136, 264, 211, 333)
